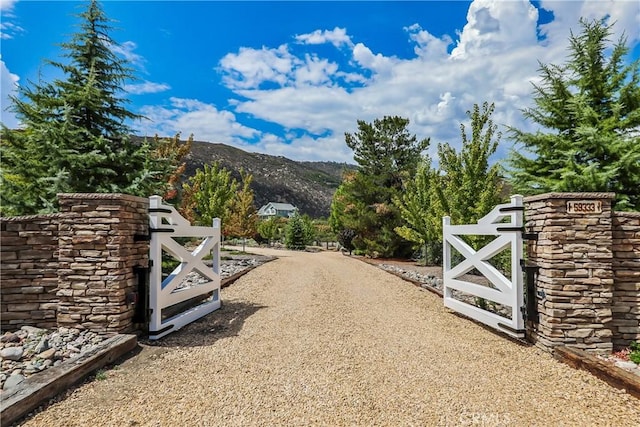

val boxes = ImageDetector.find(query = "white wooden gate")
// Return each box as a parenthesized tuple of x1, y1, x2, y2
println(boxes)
(442, 195, 525, 339)
(148, 195, 221, 340)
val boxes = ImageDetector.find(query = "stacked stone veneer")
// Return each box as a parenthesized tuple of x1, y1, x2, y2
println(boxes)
(524, 192, 639, 353)
(1, 214, 62, 329)
(1, 193, 149, 334)
(612, 211, 640, 347)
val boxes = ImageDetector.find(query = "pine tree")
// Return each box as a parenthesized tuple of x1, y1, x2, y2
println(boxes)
(1, 0, 177, 215)
(330, 116, 430, 257)
(508, 18, 640, 210)
(224, 171, 258, 252)
(180, 162, 238, 227)
(285, 213, 310, 250)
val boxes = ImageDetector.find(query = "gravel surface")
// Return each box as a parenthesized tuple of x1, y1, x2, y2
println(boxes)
(18, 249, 640, 426)
(0, 256, 270, 392)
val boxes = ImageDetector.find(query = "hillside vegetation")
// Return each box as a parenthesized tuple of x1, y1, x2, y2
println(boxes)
(180, 139, 354, 218)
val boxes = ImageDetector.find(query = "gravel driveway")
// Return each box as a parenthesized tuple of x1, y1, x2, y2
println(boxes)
(20, 249, 639, 426)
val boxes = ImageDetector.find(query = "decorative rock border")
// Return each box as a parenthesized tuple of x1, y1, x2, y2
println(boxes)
(1, 334, 137, 426)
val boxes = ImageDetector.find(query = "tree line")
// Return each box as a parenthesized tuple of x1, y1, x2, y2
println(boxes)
(1, 1, 638, 258)
(330, 18, 639, 261)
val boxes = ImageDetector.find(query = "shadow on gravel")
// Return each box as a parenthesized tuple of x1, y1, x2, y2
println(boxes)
(138, 301, 266, 348)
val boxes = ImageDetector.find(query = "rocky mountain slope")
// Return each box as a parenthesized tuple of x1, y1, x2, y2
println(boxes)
(182, 140, 355, 218)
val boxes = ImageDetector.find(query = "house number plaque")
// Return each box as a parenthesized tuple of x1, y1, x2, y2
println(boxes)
(566, 200, 602, 214)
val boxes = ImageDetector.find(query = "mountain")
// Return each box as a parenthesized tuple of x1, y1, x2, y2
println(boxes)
(182, 139, 355, 218)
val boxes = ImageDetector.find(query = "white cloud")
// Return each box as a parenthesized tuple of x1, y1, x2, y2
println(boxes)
(295, 27, 353, 49)
(219, 45, 296, 90)
(110, 41, 146, 70)
(0, 0, 24, 39)
(137, 97, 259, 143)
(0, 0, 18, 11)
(451, 0, 539, 59)
(539, 0, 640, 48)
(140, 0, 639, 163)
(135, 96, 352, 162)
(405, 24, 453, 59)
(1, 20, 24, 40)
(0, 56, 20, 129)
(124, 80, 170, 95)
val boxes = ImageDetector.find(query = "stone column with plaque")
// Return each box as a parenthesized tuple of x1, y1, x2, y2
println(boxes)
(524, 192, 616, 353)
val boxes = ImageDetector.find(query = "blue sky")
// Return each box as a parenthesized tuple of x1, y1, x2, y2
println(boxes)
(1, 1, 639, 164)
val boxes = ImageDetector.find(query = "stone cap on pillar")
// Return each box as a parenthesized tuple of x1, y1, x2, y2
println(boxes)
(523, 192, 616, 202)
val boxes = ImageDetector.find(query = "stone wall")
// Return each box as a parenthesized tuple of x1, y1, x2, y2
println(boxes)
(524, 192, 639, 353)
(0, 194, 149, 334)
(1, 214, 62, 330)
(611, 212, 640, 347)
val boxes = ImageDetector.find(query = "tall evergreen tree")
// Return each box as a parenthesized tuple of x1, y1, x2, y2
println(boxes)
(330, 116, 430, 257)
(285, 213, 312, 250)
(507, 18, 640, 210)
(0, 0, 176, 216)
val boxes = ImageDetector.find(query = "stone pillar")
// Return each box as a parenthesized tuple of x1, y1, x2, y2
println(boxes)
(524, 192, 615, 353)
(56, 193, 149, 334)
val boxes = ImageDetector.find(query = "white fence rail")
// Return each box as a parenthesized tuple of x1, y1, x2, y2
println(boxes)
(148, 195, 221, 340)
(442, 195, 525, 339)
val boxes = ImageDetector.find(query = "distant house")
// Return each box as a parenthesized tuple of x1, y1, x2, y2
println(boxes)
(257, 202, 298, 219)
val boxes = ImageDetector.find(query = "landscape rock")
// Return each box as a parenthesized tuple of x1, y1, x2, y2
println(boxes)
(37, 348, 56, 360)
(0, 346, 24, 361)
(3, 373, 25, 390)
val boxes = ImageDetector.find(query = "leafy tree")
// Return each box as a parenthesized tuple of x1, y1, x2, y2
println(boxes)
(393, 158, 441, 265)
(180, 162, 238, 227)
(285, 213, 311, 250)
(0, 0, 176, 215)
(151, 133, 193, 203)
(224, 170, 258, 252)
(257, 216, 286, 246)
(393, 102, 504, 265)
(507, 18, 640, 210)
(434, 102, 504, 226)
(330, 116, 430, 257)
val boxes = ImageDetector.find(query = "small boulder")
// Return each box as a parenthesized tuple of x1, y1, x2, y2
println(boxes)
(0, 332, 20, 343)
(0, 346, 24, 361)
(37, 348, 56, 360)
(34, 336, 49, 353)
